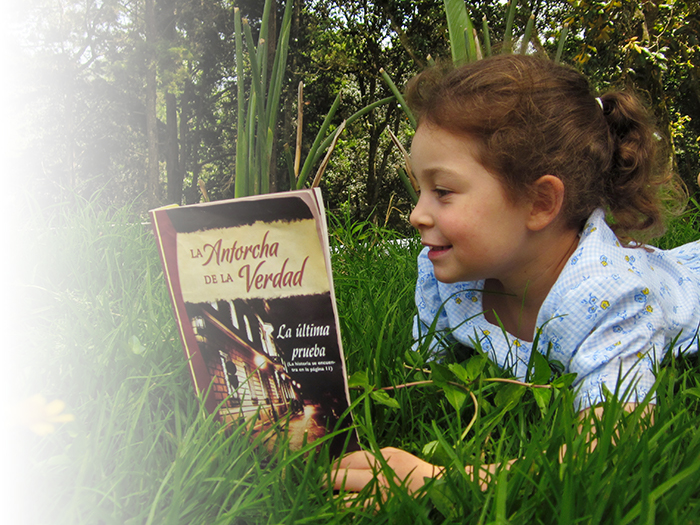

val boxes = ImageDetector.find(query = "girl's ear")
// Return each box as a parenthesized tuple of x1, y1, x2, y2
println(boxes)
(526, 175, 565, 231)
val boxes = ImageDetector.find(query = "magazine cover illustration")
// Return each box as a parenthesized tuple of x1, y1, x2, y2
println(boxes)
(151, 189, 357, 455)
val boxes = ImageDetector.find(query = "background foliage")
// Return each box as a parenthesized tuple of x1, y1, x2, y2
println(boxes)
(6, 0, 699, 231)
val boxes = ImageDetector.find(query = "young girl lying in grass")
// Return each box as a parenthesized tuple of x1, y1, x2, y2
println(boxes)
(333, 54, 700, 493)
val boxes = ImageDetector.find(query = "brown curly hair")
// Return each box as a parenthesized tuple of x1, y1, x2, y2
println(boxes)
(405, 55, 683, 244)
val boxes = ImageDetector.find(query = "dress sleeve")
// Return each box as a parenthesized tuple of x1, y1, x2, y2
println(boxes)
(412, 248, 453, 357)
(551, 275, 663, 411)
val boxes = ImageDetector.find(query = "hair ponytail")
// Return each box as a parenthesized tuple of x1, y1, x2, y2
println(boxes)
(598, 91, 679, 243)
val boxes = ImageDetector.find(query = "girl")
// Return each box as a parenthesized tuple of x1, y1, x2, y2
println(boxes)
(333, 54, 700, 493)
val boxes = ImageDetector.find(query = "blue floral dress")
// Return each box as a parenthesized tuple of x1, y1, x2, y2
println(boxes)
(413, 209, 700, 410)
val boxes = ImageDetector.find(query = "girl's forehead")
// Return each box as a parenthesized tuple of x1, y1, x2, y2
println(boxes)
(411, 125, 481, 164)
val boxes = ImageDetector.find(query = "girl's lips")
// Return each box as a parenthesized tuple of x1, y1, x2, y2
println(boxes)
(426, 244, 452, 260)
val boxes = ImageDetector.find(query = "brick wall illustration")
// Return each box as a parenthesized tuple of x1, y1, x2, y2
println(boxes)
(191, 299, 302, 427)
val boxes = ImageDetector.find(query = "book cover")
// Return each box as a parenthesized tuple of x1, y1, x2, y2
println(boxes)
(150, 189, 358, 456)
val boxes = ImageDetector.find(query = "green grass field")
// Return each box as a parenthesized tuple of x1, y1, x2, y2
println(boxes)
(6, 196, 700, 524)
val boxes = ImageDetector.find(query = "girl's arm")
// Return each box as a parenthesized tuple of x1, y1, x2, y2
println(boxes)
(332, 446, 512, 494)
(332, 402, 650, 494)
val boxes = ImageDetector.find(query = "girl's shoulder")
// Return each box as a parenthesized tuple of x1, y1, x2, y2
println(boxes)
(561, 209, 642, 282)
(569, 209, 700, 277)
(546, 208, 700, 315)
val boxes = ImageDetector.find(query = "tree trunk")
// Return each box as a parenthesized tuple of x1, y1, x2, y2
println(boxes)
(145, 0, 160, 207)
(185, 90, 202, 204)
(282, 0, 303, 192)
(179, 78, 192, 203)
(267, 0, 279, 192)
(165, 91, 182, 204)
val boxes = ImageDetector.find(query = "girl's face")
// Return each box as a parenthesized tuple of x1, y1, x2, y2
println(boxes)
(409, 124, 534, 284)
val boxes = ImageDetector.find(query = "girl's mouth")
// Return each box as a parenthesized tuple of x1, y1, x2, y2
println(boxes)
(427, 245, 452, 260)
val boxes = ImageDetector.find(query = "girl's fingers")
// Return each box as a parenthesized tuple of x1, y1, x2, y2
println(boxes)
(333, 467, 385, 492)
(331, 447, 439, 494)
(331, 453, 384, 491)
(337, 450, 381, 469)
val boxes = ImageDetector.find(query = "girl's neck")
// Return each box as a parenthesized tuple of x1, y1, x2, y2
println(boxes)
(482, 229, 580, 341)
(482, 280, 540, 341)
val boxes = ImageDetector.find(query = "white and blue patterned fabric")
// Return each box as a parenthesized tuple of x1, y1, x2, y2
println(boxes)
(413, 208, 700, 410)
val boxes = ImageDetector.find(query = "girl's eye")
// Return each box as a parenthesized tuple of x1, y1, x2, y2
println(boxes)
(433, 188, 452, 198)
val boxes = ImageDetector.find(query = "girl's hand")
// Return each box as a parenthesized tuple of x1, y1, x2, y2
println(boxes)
(332, 447, 442, 495)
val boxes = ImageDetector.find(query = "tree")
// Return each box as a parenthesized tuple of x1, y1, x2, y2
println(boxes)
(565, 0, 700, 190)
(290, 0, 445, 227)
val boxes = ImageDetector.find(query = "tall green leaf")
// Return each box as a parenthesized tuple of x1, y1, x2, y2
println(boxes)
(464, 12, 477, 62)
(380, 68, 417, 129)
(232, 0, 391, 196)
(262, 0, 293, 194)
(503, 0, 519, 53)
(520, 14, 535, 54)
(233, 8, 247, 198)
(296, 92, 343, 189)
(443, 0, 470, 64)
(555, 23, 569, 64)
(482, 15, 492, 57)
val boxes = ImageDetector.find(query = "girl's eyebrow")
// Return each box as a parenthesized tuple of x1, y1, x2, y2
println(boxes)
(419, 167, 460, 181)
(412, 168, 436, 184)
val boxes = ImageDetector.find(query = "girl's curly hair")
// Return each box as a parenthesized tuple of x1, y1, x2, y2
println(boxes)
(405, 55, 684, 244)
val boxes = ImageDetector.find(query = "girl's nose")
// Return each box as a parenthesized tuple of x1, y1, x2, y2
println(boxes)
(409, 197, 432, 229)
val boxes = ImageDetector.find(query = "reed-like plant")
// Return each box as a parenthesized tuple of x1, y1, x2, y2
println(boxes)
(232, 0, 394, 198)
(443, 0, 568, 63)
(232, 0, 292, 197)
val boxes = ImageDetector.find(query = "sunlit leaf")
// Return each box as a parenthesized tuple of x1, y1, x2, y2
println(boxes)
(529, 350, 551, 384)
(448, 362, 470, 383)
(370, 389, 400, 409)
(465, 354, 487, 380)
(551, 373, 578, 390)
(404, 349, 424, 368)
(443, 383, 467, 411)
(443, 0, 469, 64)
(347, 370, 369, 389)
(495, 383, 525, 411)
(422, 440, 439, 458)
(129, 335, 145, 355)
(533, 388, 553, 416)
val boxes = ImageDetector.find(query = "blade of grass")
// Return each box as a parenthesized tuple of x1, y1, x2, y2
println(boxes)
(443, 0, 469, 64)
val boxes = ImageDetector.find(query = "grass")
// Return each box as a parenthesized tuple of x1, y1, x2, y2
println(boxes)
(5, 195, 700, 524)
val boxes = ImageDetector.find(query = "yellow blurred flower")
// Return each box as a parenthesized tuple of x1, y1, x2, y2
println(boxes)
(9, 394, 75, 436)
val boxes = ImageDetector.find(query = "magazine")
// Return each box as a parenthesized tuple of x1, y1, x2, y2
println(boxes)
(150, 189, 358, 456)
